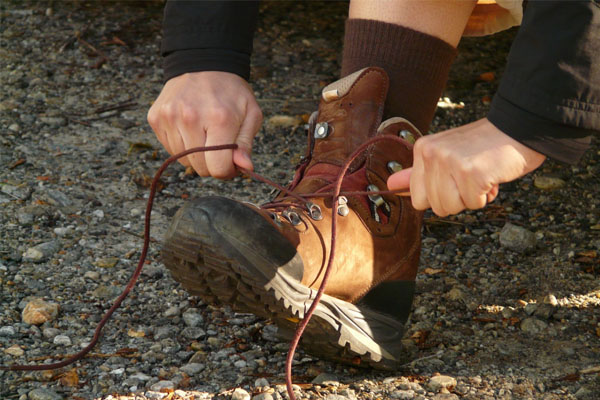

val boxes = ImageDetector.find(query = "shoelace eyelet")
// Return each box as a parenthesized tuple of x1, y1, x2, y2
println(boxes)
(306, 202, 323, 221)
(337, 196, 349, 217)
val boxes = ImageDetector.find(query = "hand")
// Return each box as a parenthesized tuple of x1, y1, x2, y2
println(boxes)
(147, 71, 263, 178)
(387, 118, 546, 217)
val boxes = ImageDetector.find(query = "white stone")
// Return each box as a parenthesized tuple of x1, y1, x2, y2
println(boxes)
(92, 209, 105, 219)
(427, 375, 457, 392)
(231, 388, 251, 400)
(53, 335, 72, 345)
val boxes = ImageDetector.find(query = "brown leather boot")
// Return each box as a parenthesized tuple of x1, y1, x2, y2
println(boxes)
(162, 67, 423, 369)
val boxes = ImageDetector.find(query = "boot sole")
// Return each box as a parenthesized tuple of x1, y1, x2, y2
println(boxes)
(161, 200, 409, 370)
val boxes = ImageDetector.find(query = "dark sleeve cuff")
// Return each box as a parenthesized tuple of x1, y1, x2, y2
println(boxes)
(488, 93, 593, 164)
(163, 49, 251, 82)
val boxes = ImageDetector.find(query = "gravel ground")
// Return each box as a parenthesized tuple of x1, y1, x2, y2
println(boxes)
(1, 2, 599, 400)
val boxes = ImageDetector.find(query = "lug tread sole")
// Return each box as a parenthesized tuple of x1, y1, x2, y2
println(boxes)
(162, 216, 407, 370)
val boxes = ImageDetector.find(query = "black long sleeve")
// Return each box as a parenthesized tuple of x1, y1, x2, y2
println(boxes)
(487, 0, 599, 164)
(161, 0, 260, 82)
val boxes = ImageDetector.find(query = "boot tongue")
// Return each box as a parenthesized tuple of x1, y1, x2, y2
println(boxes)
(305, 67, 389, 178)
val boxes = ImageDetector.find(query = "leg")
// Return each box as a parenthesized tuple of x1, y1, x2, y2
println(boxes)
(349, 0, 477, 47)
(343, 0, 477, 132)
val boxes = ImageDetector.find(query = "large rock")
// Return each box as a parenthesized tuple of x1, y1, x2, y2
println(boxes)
(499, 223, 536, 253)
(22, 298, 59, 325)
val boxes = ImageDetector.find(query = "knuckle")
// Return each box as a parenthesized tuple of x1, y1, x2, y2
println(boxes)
(180, 106, 198, 125)
(161, 103, 177, 121)
(208, 106, 231, 126)
(147, 108, 158, 127)
(417, 139, 435, 162)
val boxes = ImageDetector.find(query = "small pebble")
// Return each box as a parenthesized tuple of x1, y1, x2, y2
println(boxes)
(150, 380, 175, 391)
(4, 344, 24, 356)
(53, 334, 72, 345)
(180, 362, 205, 375)
(427, 375, 457, 392)
(182, 308, 203, 327)
(28, 388, 63, 400)
(499, 223, 536, 253)
(0, 325, 16, 336)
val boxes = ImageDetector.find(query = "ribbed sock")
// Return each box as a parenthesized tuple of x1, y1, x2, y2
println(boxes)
(341, 19, 457, 134)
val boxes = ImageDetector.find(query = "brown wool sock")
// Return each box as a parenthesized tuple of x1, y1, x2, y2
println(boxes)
(341, 19, 457, 134)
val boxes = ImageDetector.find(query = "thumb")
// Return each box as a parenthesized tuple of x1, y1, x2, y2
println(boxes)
(387, 168, 412, 193)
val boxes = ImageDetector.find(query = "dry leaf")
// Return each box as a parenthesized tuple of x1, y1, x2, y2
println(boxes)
(9, 158, 26, 169)
(59, 368, 79, 387)
(478, 72, 495, 82)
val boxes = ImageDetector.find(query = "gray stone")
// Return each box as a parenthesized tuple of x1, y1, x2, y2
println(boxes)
(83, 271, 100, 280)
(91, 285, 122, 299)
(231, 388, 251, 400)
(534, 175, 565, 190)
(575, 386, 594, 399)
(45, 189, 72, 207)
(524, 303, 538, 316)
(40, 116, 67, 127)
(534, 303, 556, 319)
(22, 241, 59, 262)
(163, 305, 180, 317)
(1, 184, 31, 201)
(144, 392, 167, 400)
(150, 380, 175, 391)
(391, 390, 415, 399)
(154, 325, 176, 340)
(255, 377, 270, 387)
(131, 372, 151, 381)
(499, 223, 536, 253)
(182, 326, 206, 339)
(312, 373, 339, 385)
(324, 395, 349, 400)
(180, 362, 205, 375)
(432, 394, 459, 400)
(521, 317, 548, 335)
(0, 326, 16, 336)
(234, 359, 247, 368)
(427, 375, 457, 392)
(28, 388, 63, 400)
(252, 394, 274, 400)
(53, 335, 71, 345)
(182, 308, 203, 327)
(92, 209, 104, 219)
(53, 227, 72, 236)
(42, 327, 60, 339)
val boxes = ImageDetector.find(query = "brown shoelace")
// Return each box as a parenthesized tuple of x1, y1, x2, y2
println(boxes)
(0, 135, 410, 400)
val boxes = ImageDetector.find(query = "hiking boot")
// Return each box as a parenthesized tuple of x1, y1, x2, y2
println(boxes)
(162, 67, 423, 369)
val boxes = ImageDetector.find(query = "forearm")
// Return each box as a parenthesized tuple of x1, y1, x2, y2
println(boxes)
(487, 0, 599, 164)
(161, 0, 260, 81)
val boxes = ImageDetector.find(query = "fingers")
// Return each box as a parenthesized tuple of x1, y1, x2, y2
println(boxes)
(409, 132, 496, 217)
(387, 168, 411, 191)
(147, 71, 264, 179)
(233, 103, 262, 171)
(410, 138, 431, 211)
(203, 107, 239, 179)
